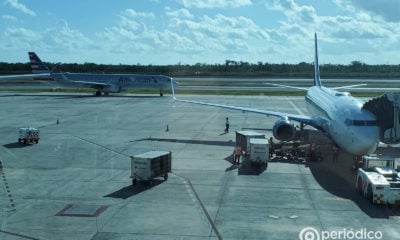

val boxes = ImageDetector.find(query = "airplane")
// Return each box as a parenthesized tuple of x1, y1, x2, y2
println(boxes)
(171, 33, 380, 156)
(0, 52, 177, 96)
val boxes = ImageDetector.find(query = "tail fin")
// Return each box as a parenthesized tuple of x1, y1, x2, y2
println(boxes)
(314, 33, 322, 87)
(28, 52, 50, 74)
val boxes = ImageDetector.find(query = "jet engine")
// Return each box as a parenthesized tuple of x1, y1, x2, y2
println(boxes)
(103, 85, 121, 93)
(272, 119, 296, 141)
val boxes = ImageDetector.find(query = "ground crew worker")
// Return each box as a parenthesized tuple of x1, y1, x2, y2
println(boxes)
(233, 146, 242, 165)
(268, 137, 274, 158)
(225, 117, 230, 133)
(332, 144, 339, 162)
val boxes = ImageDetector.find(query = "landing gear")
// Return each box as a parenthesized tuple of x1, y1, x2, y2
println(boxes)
(160, 90, 163, 97)
(95, 90, 102, 96)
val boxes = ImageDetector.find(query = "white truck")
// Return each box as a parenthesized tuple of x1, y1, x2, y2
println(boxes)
(130, 151, 171, 185)
(356, 155, 400, 205)
(18, 127, 40, 144)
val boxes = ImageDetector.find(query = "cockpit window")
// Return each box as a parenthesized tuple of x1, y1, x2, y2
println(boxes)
(345, 119, 377, 126)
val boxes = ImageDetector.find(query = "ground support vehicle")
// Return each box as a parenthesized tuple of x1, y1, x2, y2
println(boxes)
(130, 151, 171, 185)
(356, 155, 400, 205)
(18, 127, 40, 144)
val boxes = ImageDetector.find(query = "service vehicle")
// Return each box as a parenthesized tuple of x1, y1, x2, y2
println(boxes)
(130, 150, 171, 185)
(356, 155, 400, 204)
(18, 127, 40, 144)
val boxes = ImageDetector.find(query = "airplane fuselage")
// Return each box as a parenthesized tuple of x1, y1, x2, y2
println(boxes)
(306, 86, 379, 155)
(51, 73, 173, 93)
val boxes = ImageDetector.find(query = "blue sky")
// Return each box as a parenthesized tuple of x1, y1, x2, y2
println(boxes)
(1, 0, 399, 65)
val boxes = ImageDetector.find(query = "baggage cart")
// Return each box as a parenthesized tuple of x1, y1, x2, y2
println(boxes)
(249, 138, 269, 168)
(235, 130, 265, 153)
(18, 127, 40, 144)
(130, 151, 171, 185)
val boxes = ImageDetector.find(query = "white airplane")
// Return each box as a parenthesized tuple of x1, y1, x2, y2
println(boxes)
(0, 52, 177, 96)
(171, 33, 380, 156)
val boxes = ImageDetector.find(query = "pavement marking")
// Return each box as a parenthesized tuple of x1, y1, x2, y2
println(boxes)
(0, 158, 16, 211)
(286, 96, 306, 115)
(0, 230, 40, 240)
(172, 173, 222, 240)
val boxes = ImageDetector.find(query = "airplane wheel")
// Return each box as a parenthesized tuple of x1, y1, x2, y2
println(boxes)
(164, 173, 168, 181)
(160, 92, 163, 97)
(95, 91, 101, 96)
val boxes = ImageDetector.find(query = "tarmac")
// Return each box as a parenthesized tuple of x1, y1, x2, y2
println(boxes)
(0, 92, 399, 240)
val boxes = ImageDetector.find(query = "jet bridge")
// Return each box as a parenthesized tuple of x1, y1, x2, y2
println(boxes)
(363, 93, 400, 144)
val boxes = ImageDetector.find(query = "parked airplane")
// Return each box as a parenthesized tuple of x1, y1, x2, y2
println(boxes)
(171, 34, 380, 156)
(0, 52, 177, 96)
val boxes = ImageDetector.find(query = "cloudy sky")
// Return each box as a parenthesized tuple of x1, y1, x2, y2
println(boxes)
(1, 0, 399, 65)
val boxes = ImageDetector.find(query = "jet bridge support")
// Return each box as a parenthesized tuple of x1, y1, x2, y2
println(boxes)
(363, 93, 400, 144)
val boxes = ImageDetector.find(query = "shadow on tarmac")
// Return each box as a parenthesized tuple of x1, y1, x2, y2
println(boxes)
(0, 93, 163, 99)
(3, 142, 33, 148)
(104, 179, 164, 199)
(132, 137, 235, 147)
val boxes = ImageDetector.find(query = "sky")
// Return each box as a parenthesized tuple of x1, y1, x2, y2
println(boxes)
(0, 0, 400, 65)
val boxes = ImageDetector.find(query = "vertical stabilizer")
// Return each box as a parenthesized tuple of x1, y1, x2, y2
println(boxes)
(28, 52, 50, 74)
(314, 33, 322, 87)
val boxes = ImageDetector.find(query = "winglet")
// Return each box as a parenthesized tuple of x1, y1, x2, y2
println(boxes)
(314, 33, 322, 87)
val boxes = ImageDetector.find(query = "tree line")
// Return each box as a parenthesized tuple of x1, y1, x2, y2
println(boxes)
(1, 60, 400, 78)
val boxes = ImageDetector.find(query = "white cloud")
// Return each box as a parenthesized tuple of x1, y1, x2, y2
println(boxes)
(334, 0, 400, 22)
(166, 8, 194, 19)
(178, 0, 252, 9)
(4, 0, 36, 16)
(2, 14, 17, 22)
(44, 20, 94, 52)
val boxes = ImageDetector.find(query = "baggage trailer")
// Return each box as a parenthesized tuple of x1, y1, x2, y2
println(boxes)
(249, 138, 269, 168)
(18, 127, 40, 144)
(235, 130, 265, 153)
(130, 151, 171, 185)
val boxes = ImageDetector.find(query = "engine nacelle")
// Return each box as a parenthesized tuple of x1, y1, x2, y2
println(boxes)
(103, 85, 121, 93)
(272, 119, 296, 141)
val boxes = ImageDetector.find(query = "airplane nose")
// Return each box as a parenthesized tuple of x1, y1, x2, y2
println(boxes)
(353, 127, 379, 154)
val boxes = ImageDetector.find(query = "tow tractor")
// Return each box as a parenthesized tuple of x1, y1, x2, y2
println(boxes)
(356, 155, 400, 205)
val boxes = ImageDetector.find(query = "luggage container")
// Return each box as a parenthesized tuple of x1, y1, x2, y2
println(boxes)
(235, 130, 265, 153)
(130, 151, 171, 185)
(249, 138, 269, 168)
(18, 127, 40, 144)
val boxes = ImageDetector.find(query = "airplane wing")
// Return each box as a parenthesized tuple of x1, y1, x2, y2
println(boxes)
(264, 83, 308, 90)
(332, 84, 367, 90)
(0, 73, 50, 80)
(58, 73, 110, 89)
(265, 83, 368, 91)
(68, 80, 110, 89)
(170, 80, 321, 129)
